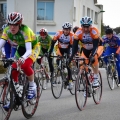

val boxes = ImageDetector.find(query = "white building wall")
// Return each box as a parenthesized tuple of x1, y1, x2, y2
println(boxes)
(36, 0, 73, 35)
(73, 0, 102, 33)
(5, 0, 103, 35)
(7, 0, 35, 32)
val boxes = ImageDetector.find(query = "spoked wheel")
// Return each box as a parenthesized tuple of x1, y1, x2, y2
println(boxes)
(35, 71, 43, 95)
(75, 71, 88, 111)
(51, 69, 63, 99)
(93, 71, 102, 104)
(106, 64, 114, 90)
(69, 66, 78, 95)
(0, 79, 13, 120)
(22, 76, 40, 119)
(113, 68, 119, 87)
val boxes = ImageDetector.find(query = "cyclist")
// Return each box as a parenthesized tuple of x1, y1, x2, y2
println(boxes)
(1, 22, 17, 59)
(0, 12, 40, 106)
(102, 27, 120, 85)
(37, 28, 53, 89)
(69, 16, 103, 87)
(49, 22, 74, 90)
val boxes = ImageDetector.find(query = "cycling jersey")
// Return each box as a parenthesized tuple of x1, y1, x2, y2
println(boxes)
(38, 35, 52, 50)
(102, 35, 120, 48)
(53, 30, 73, 48)
(1, 24, 39, 61)
(74, 27, 99, 50)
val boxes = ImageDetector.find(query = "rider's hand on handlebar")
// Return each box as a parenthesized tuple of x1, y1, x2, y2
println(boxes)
(17, 57, 25, 65)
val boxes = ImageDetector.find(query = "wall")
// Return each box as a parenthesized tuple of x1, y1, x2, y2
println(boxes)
(36, 0, 73, 35)
(7, 0, 35, 32)
(73, 0, 102, 33)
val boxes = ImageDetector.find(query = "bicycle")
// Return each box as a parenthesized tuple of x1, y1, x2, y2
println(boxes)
(34, 54, 50, 91)
(74, 57, 102, 111)
(101, 53, 119, 90)
(0, 59, 41, 120)
(50, 54, 76, 99)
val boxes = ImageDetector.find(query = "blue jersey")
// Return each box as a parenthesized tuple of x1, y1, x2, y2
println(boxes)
(102, 35, 120, 48)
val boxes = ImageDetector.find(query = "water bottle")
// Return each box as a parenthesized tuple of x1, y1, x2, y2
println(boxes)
(13, 82, 23, 97)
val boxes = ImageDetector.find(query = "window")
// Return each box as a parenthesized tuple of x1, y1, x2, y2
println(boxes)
(87, 8, 90, 17)
(83, 6, 85, 16)
(37, 1, 54, 21)
(0, 3, 7, 19)
(73, 7, 76, 21)
(94, 12, 98, 24)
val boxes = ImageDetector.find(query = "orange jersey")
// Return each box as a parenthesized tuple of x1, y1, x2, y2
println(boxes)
(53, 30, 73, 48)
(74, 27, 100, 50)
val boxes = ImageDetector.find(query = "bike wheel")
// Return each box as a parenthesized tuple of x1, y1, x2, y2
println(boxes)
(0, 79, 14, 120)
(35, 71, 43, 94)
(69, 65, 78, 95)
(106, 64, 114, 90)
(93, 71, 102, 104)
(75, 71, 88, 111)
(51, 69, 63, 99)
(113, 67, 119, 87)
(22, 76, 40, 119)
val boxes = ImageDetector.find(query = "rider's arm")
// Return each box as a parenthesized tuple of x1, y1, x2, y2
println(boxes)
(91, 39, 99, 56)
(48, 35, 53, 52)
(49, 40, 56, 54)
(71, 39, 79, 58)
(0, 39, 6, 49)
(22, 42, 32, 59)
(1, 47, 6, 56)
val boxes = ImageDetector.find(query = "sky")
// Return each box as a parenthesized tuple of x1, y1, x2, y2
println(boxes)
(97, 0, 120, 28)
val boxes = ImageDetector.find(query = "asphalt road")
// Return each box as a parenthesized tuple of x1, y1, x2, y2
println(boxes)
(1, 68, 120, 120)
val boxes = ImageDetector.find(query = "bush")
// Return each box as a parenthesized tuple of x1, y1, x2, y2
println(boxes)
(0, 62, 6, 74)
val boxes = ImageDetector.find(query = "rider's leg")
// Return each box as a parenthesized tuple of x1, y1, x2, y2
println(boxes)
(92, 46, 103, 87)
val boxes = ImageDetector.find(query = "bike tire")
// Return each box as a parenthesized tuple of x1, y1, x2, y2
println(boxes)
(51, 69, 63, 99)
(22, 76, 40, 119)
(0, 78, 14, 120)
(35, 71, 44, 94)
(106, 64, 114, 90)
(93, 71, 102, 104)
(75, 71, 88, 111)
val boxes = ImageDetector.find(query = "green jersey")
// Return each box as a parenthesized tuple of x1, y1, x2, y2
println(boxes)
(38, 35, 52, 50)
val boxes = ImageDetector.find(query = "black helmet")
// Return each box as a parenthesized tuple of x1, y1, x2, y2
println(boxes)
(73, 26, 79, 33)
(105, 28, 113, 34)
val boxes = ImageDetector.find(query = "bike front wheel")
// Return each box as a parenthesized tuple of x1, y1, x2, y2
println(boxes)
(0, 78, 13, 120)
(92, 71, 102, 104)
(106, 64, 115, 90)
(51, 69, 63, 99)
(22, 76, 40, 119)
(75, 71, 88, 111)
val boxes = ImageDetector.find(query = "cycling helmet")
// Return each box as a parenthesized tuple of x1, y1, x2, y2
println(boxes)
(80, 16, 92, 26)
(39, 28, 48, 36)
(105, 28, 113, 34)
(8, 12, 23, 24)
(62, 22, 72, 29)
(73, 26, 79, 33)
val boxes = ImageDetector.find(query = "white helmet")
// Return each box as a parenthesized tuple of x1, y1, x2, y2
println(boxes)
(62, 22, 72, 29)
(8, 12, 23, 24)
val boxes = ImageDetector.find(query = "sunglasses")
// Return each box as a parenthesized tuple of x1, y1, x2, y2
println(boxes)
(8, 23, 19, 26)
(82, 26, 90, 28)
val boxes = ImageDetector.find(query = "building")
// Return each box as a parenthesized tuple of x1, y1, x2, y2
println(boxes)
(0, 0, 103, 35)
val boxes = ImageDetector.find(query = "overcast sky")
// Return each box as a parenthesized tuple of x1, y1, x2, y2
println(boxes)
(98, 0, 120, 28)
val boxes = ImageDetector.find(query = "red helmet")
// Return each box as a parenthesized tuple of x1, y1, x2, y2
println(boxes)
(8, 12, 23, 24)
(39, 28, 48, 36)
